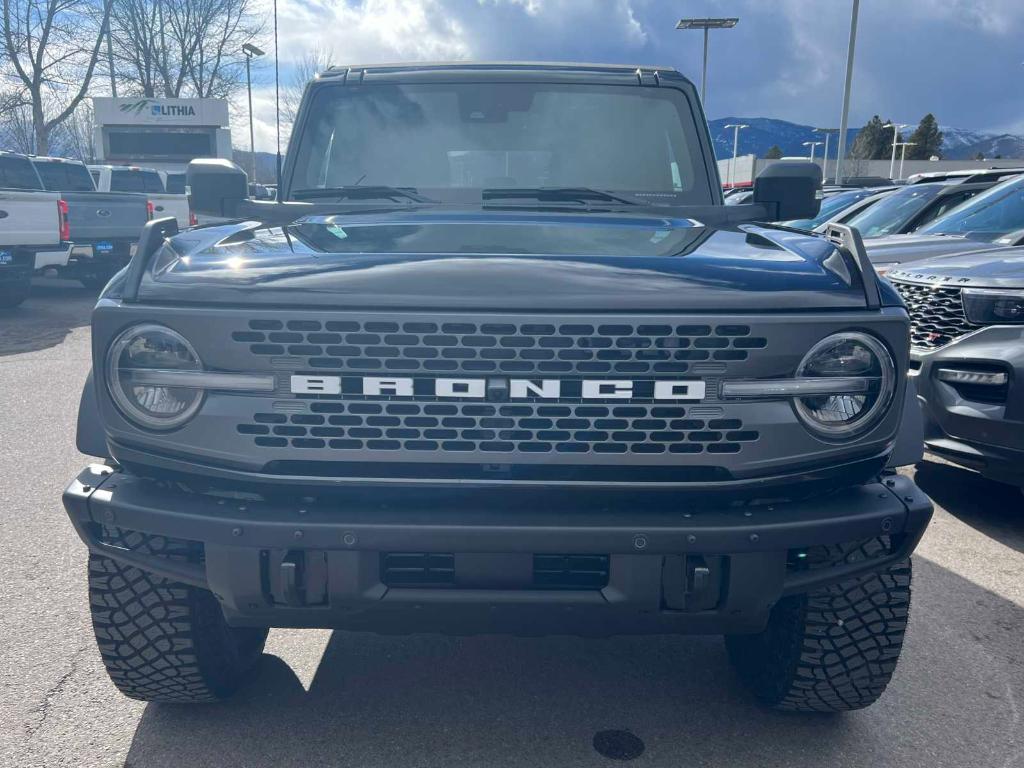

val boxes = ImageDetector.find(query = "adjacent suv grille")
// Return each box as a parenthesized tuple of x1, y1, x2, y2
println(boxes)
(231, 320, 767, 376)
(237, 403, 759, 455)
(890, 280, 976, 349)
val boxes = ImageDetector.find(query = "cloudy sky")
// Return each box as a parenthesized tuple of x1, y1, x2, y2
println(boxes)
(241, 0, 1024, 153)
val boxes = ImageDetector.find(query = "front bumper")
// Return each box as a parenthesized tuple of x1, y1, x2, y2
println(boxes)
(913, 325, 1024, 486)
(63, 464, 932, 636)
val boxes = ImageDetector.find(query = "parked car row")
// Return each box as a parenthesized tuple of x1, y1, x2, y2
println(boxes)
(0, 151, 193, 307)
(762, 168, 1024, 490)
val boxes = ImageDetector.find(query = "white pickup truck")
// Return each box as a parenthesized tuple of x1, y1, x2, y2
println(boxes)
(0, 151, 65, 308)
(89, 165, 193, 229)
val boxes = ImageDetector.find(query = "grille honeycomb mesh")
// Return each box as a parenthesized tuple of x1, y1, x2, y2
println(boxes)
(890, 280, 976, 349)
(231, 319, 767, 376)
(237, 402, 759, 455)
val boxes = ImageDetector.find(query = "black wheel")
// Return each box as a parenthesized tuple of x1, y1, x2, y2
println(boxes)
(79, 269, 115, 290)
(0, 274, 31, 308)
(88, 548, 268, 703)
(726, 538, 911, 712)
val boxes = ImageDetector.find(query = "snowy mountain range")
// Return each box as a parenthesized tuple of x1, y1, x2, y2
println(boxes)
(709, 118, 1024, 161)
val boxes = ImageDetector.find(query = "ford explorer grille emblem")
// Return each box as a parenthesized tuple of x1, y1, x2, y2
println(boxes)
(96, 208, 111, 217)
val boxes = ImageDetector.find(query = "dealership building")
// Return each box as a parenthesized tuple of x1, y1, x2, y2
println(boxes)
(92, 97, 233, 173)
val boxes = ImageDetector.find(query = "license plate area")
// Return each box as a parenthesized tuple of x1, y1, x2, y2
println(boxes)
(0, 250, 12, 265)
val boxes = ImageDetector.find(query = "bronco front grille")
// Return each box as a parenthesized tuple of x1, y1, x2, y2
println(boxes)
(890, 280, 977, 349)
(237, 402, 759, 455)
(231, 320, 767, 376)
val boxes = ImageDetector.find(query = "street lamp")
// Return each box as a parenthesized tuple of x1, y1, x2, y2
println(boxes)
(815, 128, 839, 182)
(802, 140, 824, 164)
(242, 42, 266, 184)
(676, 17, 739, 108)
(834, 0, 860, 185)
(895, 141, 916, 180)
(883, 122, 908, 180)
(724, 123, 748, 187)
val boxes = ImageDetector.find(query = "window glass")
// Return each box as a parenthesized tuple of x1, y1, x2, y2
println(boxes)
(289, 82, 713, 203)
(0, 156, 44, 190)
(110, 169, 165, 193)
(922, 176, 1024, 236)
(31, 161, 96, 192)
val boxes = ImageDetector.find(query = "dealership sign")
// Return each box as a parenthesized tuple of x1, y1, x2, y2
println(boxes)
(92, 96, 230, 127)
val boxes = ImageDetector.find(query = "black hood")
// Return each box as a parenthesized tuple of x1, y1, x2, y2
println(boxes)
(865, 232, 1008, 267)
(887, 246, 1024, 289)
(139, 209, 870, 311)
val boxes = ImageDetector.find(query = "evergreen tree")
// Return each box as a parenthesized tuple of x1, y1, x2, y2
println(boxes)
(765, 145, 783, 159)
(850, 116, 889, 160)
(906, 114, 943, 160)
(974, 151, 986, 161)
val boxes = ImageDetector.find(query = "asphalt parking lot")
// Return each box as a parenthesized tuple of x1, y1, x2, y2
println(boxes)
(2, 281, 1023, 768)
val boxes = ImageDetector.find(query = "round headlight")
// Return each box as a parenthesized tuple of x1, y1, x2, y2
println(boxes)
(794, 332, 895, 439)
(106, 324, 204, 430)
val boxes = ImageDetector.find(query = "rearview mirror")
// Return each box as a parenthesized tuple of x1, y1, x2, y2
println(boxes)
(753, 161, 822, 221)
(187, 159, 248, 217)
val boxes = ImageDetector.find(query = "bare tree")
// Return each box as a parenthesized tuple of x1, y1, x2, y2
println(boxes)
(1, 0, 113, 153)
(282, 45, 334, 126)
(108, 0, 262, 99)
(55, 99, 96, 161)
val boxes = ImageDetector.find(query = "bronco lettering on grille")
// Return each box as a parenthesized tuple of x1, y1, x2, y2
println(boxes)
(290, 376, 707, 401)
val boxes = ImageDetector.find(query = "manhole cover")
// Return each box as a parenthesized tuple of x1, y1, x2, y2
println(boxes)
(593, 729, 645, 761)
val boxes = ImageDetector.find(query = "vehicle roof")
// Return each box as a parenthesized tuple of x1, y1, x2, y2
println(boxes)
(88, 164, 160, 173)
(29, 155, 86, 165)
(908, 167, 1024, 184)
(315, 60, 691, 85)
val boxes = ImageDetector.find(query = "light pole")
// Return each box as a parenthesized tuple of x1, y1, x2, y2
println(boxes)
(242, 43, 265, 184)
(802, 140, 824, 165)
(834, 0, 860, 185)
(883, 122, 908, 179)
(815, 128, 839, 182)
(724, 123, 748, 187)
(895, 141, 916, 180)
(676, 17, 739, 109)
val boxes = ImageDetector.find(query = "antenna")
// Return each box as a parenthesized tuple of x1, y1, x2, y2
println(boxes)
(273, 0, 282, 190)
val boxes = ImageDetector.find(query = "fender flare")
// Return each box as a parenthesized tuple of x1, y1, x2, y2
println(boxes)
(886, 375, 924, 469)
(76, 370, 111, 460)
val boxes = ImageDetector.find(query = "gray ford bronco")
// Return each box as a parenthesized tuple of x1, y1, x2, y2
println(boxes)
(64, 62, 932, 712)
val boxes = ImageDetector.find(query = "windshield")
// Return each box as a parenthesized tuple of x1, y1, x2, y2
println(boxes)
(165, 173, 187, 194)
(0, 156, 43, 190)
(921, 175, 1024, 237)
(845, 185, 944, 237)
(288, 82, 714, 205)
(782, 188, 875, 230)
(32, 161, 96, 192)
(110, 169, 165, 193)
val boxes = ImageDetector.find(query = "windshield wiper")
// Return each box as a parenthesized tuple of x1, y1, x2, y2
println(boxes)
(292, 186, 436, 203)
(482, 187, 638, 206)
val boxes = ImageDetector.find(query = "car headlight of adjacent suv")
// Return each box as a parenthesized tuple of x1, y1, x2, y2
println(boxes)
(105, 324, 205, 430)
(961, 288, 1024, 325)
(793, 332, 896, 439)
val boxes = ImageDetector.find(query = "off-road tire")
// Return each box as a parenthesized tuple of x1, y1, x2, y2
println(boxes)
(0, 275, 31, 308)
(78, 269, 115, 290)
(725, 538, 911, 712)
(88, 552, 268, 703)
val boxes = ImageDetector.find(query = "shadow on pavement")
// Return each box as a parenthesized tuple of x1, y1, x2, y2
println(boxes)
(913, 459, 1024, 554)
(0, 279, 95, 357)
(123, 558, 1024, 768)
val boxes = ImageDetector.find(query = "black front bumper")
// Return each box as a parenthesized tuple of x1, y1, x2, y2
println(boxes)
(63, 465, 932, 636)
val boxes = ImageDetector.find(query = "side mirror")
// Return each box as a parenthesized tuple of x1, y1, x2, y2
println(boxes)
(753, 161, 822, 221)
(187, 159, 248, 217)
